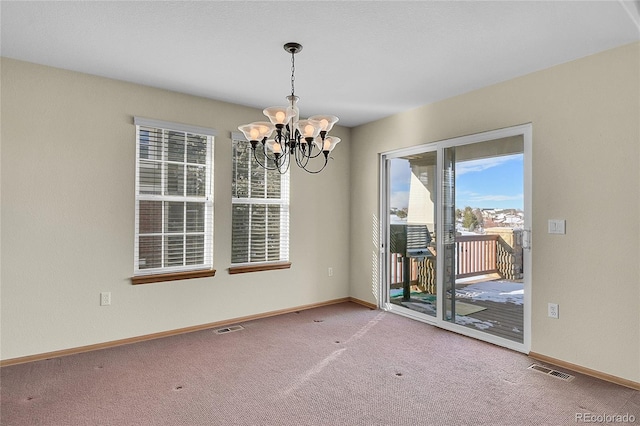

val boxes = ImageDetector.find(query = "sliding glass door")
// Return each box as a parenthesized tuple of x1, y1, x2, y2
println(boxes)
(386, 151, 438, 318)
(381, 125, 531, 353)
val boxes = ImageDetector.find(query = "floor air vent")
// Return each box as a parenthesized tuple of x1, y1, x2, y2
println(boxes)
(528, 363, 575, 381)
(214, 325, 244, 335)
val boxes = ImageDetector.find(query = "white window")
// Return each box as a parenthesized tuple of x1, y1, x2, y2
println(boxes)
(134, 117, 215, 280)
(231, 133, 289, 267)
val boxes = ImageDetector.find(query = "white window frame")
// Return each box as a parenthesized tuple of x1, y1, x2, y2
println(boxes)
(231, 132, 290, 267)
(133, 117, 216, 278)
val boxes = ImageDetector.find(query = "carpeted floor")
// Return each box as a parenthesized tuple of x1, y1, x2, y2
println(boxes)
(1, 302, 638, 425)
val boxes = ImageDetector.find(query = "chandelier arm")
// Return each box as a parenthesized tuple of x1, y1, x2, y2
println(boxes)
(268, 133, 292, 175)
(270, 152, 291, 175)
(261, 132, 292, 165)
(251, 146, 280, 171)
(277, 153, 291, 175)
(293, 143, 331, 172)
(254, 147, 291, 175)
(298, 154, 330, 174)
(294, 151, 310, 169)
(304, 132, 328, 159)
(251, 138, 291, 172)
(293, 141, 314, 168)
(304, 144, 324, 159)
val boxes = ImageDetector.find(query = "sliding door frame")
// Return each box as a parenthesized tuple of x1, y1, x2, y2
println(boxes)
(379, 144, 440, 325)
(379, 124, 532, 354)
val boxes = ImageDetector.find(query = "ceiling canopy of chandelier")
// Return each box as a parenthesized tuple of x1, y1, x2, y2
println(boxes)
(238, 42, 340, 174)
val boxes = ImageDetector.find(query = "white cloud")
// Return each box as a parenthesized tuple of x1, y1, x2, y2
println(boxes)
(456, 154, 521, 176)
(390, 191, 409, 209)
(468, 193, 523, 202)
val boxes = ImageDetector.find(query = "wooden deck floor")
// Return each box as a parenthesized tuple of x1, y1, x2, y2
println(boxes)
(390, 277, 524, 344)
(455, 298, 523, 343)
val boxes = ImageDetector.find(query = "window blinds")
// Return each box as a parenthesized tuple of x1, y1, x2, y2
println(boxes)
(134, 118, 215, 275)
(231, 136, 289, 265)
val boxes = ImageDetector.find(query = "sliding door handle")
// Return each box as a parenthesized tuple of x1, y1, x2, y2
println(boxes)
(522, 228, 532, 250)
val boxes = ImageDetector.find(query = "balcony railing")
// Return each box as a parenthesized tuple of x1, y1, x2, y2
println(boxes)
(390, 232, 522, 290)
(456, 234, 499, 278)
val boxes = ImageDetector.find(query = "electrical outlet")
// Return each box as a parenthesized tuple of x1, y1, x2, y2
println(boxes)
(548, 303, 559, 319)
(328, 267, 333, 277)
(100, 292, 111, 306)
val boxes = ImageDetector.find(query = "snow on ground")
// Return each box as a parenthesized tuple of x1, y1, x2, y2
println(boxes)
(455, 315, 494, 330)
(402, 302, 436, 315)
(455, 280, 523, 305)
(391, 279, 522, 334)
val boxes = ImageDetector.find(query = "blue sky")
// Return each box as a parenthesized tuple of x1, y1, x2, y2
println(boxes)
(390, 154, 523, 210)
(456, 154, 524, 210)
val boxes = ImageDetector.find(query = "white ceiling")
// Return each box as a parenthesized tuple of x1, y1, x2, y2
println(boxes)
(2, 1, 639, 127)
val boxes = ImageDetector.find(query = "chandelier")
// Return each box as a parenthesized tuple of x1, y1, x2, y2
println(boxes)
(238, 42, 340, 174)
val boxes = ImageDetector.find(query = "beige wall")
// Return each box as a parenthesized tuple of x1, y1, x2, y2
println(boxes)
(349, 42, 640, 383)
(0, 58, 351, 360)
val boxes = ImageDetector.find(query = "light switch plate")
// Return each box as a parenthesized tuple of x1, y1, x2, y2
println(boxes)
(548, 219, 566, 234)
